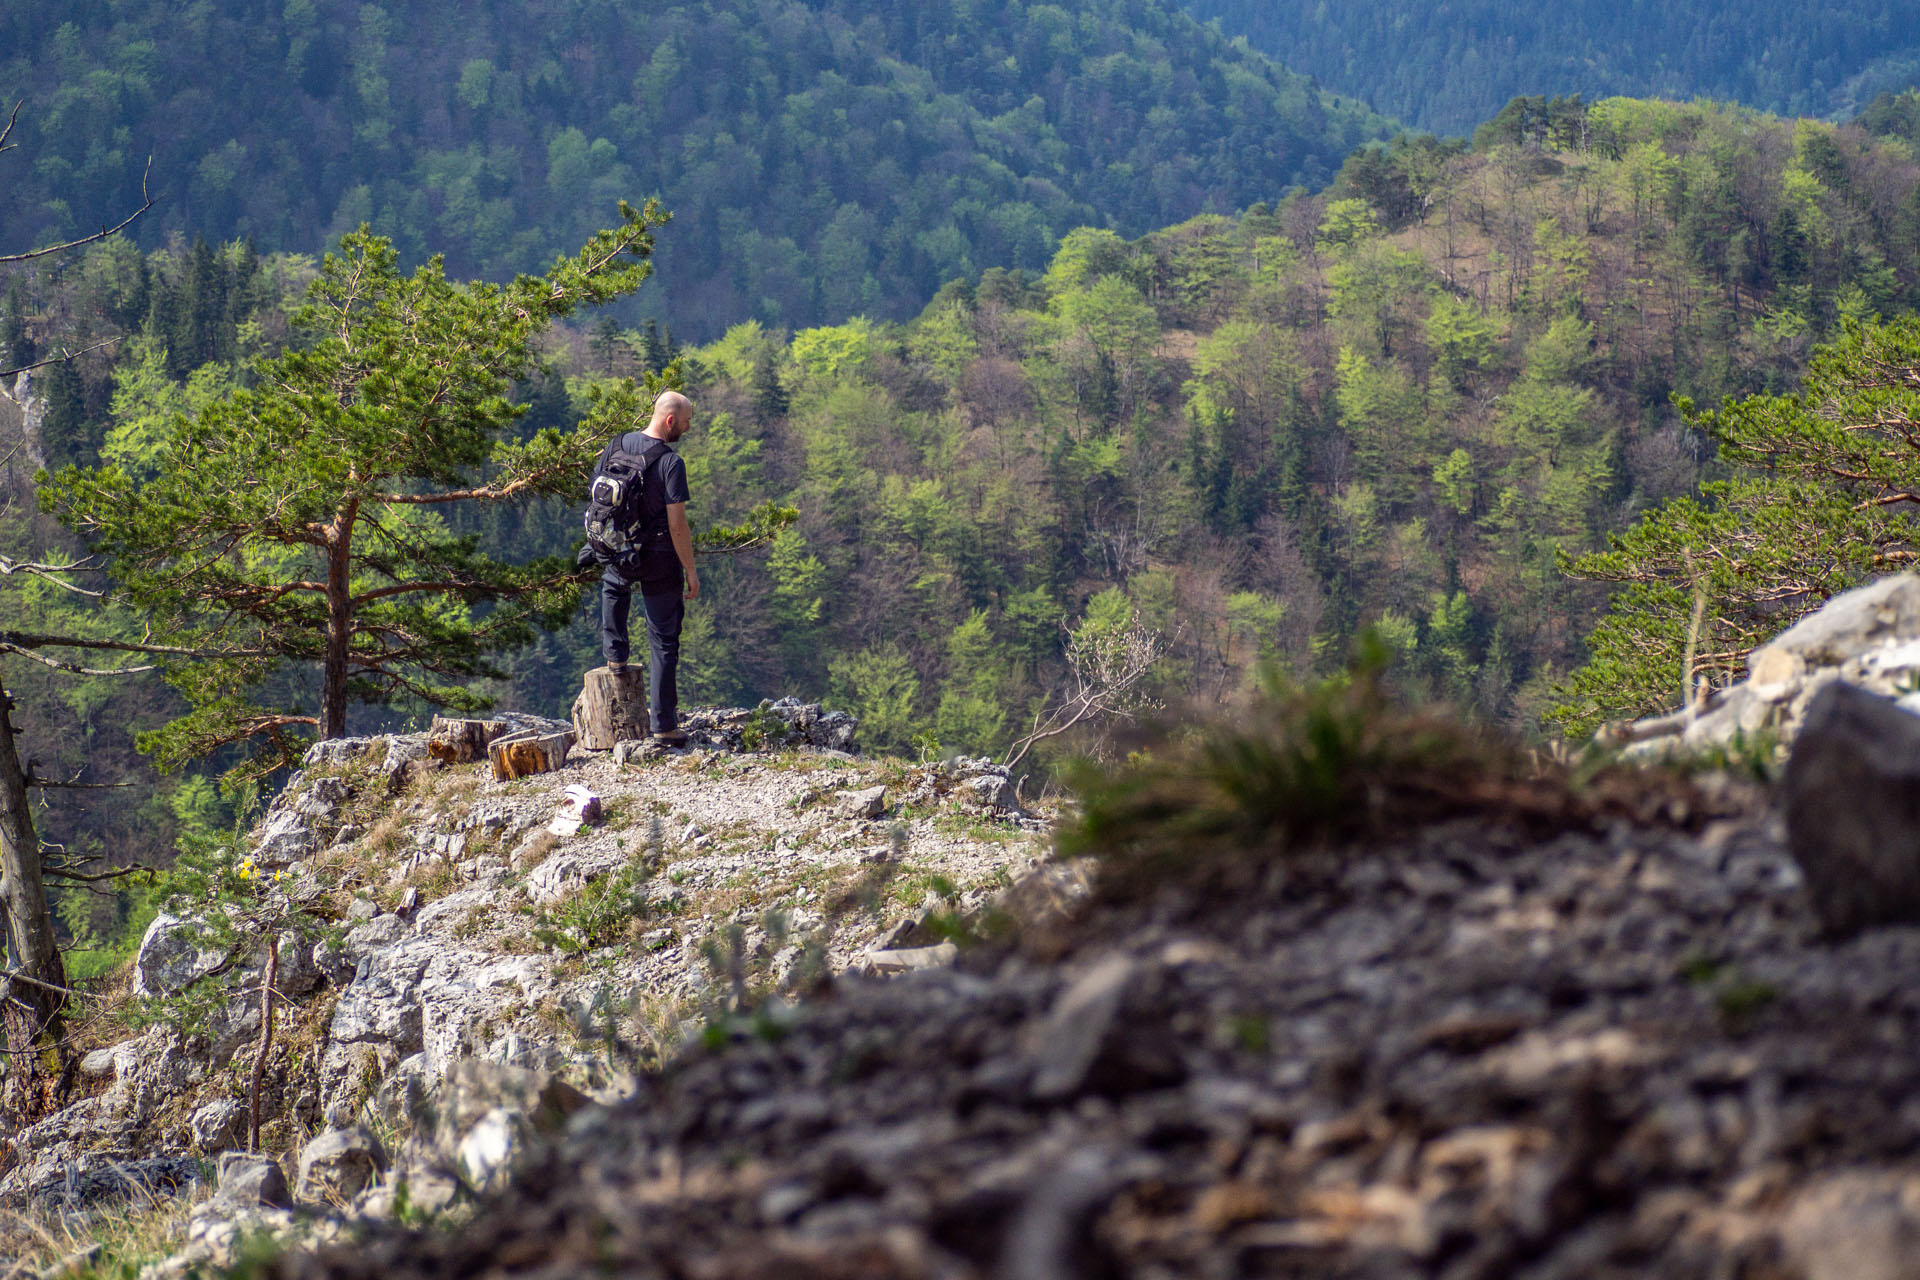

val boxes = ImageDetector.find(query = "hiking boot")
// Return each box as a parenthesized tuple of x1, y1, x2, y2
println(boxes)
(651, 728, 689, 747)
(606, 659, 628, 675)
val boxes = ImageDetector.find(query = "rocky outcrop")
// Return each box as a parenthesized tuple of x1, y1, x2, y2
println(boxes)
(6, 695, 1048, 1260)
(1620, 572, 1920, 756)
(261, 786, 1920, 1280)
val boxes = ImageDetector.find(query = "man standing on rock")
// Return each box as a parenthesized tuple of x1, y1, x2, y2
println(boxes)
(595, 390, 699, 746)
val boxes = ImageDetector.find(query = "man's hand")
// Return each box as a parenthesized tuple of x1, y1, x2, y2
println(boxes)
(685, 568, 701, 601)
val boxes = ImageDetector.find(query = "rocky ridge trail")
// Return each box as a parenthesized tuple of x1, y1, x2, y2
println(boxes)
(263, 779, 1920, 1280)
(0, 699, 1048, 1245)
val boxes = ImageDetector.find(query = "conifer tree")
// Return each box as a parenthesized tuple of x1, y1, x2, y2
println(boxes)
(44, 201, 670, 772)
(1553, 317, 1920, 735)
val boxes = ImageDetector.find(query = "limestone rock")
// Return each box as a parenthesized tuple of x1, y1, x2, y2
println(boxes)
(215, 1152, 292, 1210)
(134, 913, 227, 997)
(838, 785, 888, 819)
(855, 942, 958, 975)
(190, 1099, 246, 1152)
(303, 736, 378, 767)
(1781, 1169, 1920, 1280)
(1783, 680, 1920, 936)
(297, 1126, 388, 1203)
(403, 1060, 589, 1196)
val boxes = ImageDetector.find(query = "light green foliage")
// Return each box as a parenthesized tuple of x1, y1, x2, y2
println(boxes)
(1224, 591, 1286, 664)
(1335, 347, 1426, 496)
(1185, 320, 1303, 433)
(1432, 448, 1477, 514)
(828, 644, 922, 755)
(934, 610, 1007, 755)
(789, 318, 880, 380)
(1042, 228, 1133, 295)
(907, 301, 980, 385)
(766, 527, 825, 628)
(1327, 242, 1430, 357)
(1315, 198, 1380, 253)
(1425, 293, 1497, 386)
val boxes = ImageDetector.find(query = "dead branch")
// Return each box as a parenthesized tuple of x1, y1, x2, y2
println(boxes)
(0, 156, 156, 264)
(1004, 619, 1162, 769)
(0, 337, 122, 383)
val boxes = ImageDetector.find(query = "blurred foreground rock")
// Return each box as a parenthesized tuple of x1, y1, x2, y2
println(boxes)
(1783, 680, 1920, 935)
(257, 770, 1920, 1280)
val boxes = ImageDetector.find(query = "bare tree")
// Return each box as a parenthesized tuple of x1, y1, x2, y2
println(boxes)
(1004, 617, 1162, 769)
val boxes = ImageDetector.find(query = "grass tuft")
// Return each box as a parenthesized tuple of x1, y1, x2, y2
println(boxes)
(1060, 635, 1709, 898)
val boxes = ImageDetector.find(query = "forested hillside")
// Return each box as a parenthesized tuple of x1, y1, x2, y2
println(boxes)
(0, 0, 1385, 338)
(647, 98, 1920, 748)
(1180, 0, 1920, 135)
(10, 94, 1920, 962)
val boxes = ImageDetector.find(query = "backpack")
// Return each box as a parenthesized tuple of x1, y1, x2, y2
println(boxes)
(583, 434, 669, 562)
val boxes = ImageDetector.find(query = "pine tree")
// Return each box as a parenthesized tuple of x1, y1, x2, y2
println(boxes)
(1553, 316, 1920, 735)
(44, 202, 670, 772)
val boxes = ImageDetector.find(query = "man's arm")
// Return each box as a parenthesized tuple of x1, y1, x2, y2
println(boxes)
(666, 503, 700, 600)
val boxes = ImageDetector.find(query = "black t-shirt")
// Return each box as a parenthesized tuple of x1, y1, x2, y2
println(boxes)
(611, 430, 688, 586)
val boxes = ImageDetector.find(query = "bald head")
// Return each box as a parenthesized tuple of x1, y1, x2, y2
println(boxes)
(647, 391, 692, 442)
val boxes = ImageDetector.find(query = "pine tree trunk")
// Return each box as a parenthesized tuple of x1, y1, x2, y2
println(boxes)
(247, 934, 277, 1153)
(0, 674, 66, 1116)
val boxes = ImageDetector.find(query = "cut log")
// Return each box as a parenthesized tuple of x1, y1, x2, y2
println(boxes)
(571, 666, 650, 751)
(427, 716, 512, 764)
(488, 728, 574, 782)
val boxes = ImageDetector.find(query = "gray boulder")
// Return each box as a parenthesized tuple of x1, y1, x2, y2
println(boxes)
(214, 1152, 292, 1210)
(134, 913, 228, 997)
(402, 1059, 589, 1196)
(190, 1099, 246, 1152)
(838, 785, 888, 819)
(297, 1126, 388, 1203)
(1784, 680, 1920, 936)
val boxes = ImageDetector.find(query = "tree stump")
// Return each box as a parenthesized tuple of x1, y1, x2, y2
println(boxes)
(488, 728, 574, 781)
(571, 667, 650, 750)
(427, 716, 511, 764)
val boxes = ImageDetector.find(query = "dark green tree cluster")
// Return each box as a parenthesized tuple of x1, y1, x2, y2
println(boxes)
(0, 0, 1386, 338)
(1182, 0, 1920, 136)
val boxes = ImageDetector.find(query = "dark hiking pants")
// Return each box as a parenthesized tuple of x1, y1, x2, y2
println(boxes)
(600, 568, 684, 734)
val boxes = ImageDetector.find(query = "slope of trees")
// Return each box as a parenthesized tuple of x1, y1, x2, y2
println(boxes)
(0, 0, 1386, 338)
(9, 95, 1920, 984)
(593, 96, 1920, 754)
(1181, 0, 1920, 136)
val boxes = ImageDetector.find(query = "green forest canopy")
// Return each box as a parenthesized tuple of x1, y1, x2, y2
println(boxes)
(1180, 0, 1920, 136)
(0, 0, 1386, 339)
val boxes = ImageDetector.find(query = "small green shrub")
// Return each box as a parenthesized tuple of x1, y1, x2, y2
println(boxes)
(528, 864, 652, 954)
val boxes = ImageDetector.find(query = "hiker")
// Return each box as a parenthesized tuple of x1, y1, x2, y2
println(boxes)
(585, 390, 700, 744)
